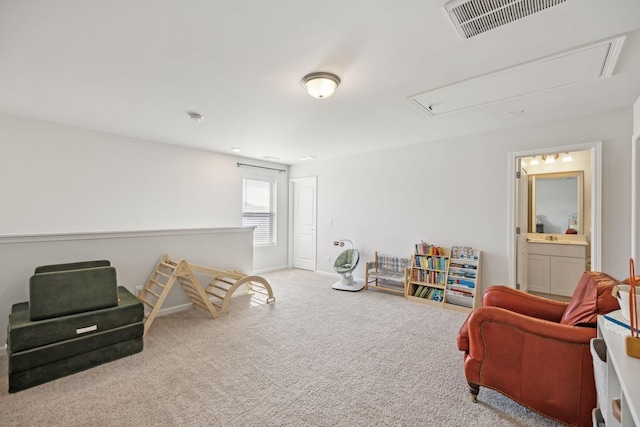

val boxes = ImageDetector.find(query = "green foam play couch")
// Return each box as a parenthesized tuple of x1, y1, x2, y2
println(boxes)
(6, 261, 144, 392)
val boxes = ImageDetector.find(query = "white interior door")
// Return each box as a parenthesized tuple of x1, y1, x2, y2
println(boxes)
(291, 177, 317, 271)
(516, 161, 528, 292)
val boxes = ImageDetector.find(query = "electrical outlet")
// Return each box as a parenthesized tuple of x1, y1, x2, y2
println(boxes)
(135, 286, 143, 296)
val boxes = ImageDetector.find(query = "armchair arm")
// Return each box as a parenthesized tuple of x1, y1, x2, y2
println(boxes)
(482, 285, 568, 322)
(467, 306, 596, 349)
(457, 304, 594, 354)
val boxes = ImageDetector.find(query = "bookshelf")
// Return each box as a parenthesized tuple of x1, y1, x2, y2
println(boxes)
(444, 246, 481, 313)
(405, 242, 481, 313)
(405, 243, 450, 308)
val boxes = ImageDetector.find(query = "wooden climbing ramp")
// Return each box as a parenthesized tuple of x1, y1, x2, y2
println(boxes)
(138, 254, 275, 335)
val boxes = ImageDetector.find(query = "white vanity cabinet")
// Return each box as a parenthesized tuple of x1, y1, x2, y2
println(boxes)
(526, 242, 587, 297)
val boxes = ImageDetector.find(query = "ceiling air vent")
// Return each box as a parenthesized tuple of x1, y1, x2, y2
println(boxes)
(444, 0, 568, 39)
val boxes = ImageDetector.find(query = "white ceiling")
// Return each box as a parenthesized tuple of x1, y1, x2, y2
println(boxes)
(1, 1, 639, 165)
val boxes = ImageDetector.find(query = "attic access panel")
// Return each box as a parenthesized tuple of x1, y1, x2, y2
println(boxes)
(408, 35, 625, 118)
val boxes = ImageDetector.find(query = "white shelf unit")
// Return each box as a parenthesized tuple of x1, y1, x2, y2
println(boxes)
(597, 315, 640, 427)
(444, 248, 481, 313)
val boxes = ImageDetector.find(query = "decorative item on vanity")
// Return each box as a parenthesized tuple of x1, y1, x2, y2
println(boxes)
(331, 239, 363, 291)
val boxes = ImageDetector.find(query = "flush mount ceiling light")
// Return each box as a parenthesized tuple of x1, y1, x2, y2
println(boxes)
(301, 72, 340, 99)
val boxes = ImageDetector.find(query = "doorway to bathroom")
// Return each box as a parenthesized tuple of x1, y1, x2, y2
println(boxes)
(508, 141, 602, 296)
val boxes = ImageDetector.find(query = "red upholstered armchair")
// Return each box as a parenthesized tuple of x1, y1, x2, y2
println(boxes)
(457, 271, 620, 427)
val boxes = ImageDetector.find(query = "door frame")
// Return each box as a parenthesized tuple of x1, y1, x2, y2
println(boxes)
(516, 159, 528, 292)
(633, 135, 640, 262)
(507, 141, 602, 287)
(288, 176, 317, 270)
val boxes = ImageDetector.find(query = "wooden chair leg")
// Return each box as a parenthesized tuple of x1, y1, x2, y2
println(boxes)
(469, 383, 480, 402)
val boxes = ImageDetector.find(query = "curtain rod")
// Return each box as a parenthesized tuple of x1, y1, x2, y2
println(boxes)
(237, 163, 286, 173)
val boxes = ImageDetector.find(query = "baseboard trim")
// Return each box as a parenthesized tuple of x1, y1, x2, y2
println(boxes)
(253, 265, 290, 274)
(156, 302, 194, 317)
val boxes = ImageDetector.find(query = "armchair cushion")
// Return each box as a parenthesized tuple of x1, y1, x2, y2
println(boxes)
(560, 271, 620, 327)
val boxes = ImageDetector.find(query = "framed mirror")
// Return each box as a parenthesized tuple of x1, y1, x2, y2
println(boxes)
(529, 171, 584, 235)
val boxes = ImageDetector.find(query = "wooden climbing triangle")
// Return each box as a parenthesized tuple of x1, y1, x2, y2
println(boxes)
(138, 254, 275, 335)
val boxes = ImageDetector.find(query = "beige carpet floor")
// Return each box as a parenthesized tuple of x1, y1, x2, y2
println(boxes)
(0, 268, 561, 426)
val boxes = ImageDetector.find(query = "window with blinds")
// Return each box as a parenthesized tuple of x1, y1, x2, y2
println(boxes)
(242, 176, 276, 245)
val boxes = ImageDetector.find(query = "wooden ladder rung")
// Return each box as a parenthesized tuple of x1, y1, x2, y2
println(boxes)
(179, 280, 195, 288)
(145, 289, 160, 299)
(207, 299, 222, 309)
(160, 261, 177, 268)
(155, 270, 172, 279)
(205, 290, 224, 299)
(178, 280, 196, 290)
(191, 299, 208, 310)
(140, 297, 155, 308)
(183, 288, 200, 300)
(150, 279, 166, 288)
(208, 284, 231, 292)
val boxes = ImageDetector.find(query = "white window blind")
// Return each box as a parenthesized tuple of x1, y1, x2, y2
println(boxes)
(242, 177, 276, 245)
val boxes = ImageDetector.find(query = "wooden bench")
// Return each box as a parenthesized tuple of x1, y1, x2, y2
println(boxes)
(365, 251, 410, 295)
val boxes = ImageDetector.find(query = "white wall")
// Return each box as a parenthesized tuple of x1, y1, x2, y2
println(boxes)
(634, 96, 640, 262)
(290, 108, 633, 288)
(634, 96, 640, 141)
(0, 113, 289, 272)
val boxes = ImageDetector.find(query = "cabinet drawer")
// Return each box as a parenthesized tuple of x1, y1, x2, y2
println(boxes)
(528, 242, 586, 258)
